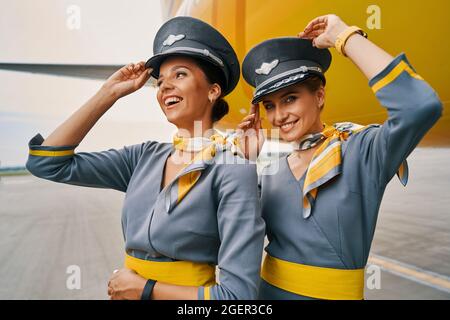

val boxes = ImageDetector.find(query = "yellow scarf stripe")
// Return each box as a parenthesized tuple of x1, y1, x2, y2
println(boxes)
(305, 189, 318, 208)
(301, 122, 409, 219)
(371, 60, 424, 94)
(204, 286, 211, 300)
(29, 149, 74, 157)
(305, 145, 342, 184)
(173, 142, 218, 207)
(177, 171, 202, 204)
(303, 132, 342, 190)
(397, 161, 409, 186)
(302, 196, 311, 210)
(167, 133, 236, 213)
(398, 162, 404, 179)
(301, 124, 352, 219)
(312, 133, 334, 154)
(173, 136, 187, 151)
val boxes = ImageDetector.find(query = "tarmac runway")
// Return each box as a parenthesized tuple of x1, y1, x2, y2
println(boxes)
(0, 147, 449, 300)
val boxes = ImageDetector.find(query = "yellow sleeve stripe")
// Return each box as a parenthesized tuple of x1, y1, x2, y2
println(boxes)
(29, 149, 75, 157)
(371, 60, 424, 94)
(204, 286, 211, 300)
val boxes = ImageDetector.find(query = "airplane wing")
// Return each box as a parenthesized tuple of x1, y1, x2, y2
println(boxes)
(0, 63, 122, 81)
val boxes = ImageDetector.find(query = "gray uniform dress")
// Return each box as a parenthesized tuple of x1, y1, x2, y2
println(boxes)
(26, 135, 266, 300)
(258, 53, 443, 299)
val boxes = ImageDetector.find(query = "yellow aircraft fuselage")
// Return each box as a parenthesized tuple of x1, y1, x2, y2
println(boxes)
(162, 0, 449, 146)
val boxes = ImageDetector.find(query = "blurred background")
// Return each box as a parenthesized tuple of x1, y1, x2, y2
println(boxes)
(0, 0, 449, 299)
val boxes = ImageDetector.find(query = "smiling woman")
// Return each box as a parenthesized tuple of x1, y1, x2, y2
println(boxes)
(238, 14, 442, 300)
(25, 16, 265, 300)
(259, 75, 325, 140)
(155, 56, 229, 130)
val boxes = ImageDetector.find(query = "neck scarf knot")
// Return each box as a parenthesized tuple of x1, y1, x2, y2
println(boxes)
(163, 131, 242, 213)
(296, 122, 408, 219)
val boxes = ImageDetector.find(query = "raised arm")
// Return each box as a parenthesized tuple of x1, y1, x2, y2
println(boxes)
(42, 62, 151, 146)
(300, 14, 443, 186)
(26, 62, 153, 191)
(299, 14, 394, 79)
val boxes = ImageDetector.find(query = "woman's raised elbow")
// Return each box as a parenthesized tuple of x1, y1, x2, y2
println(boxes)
(427, 97, 443, 122)
(402, 94, 443, 128)
(25, 158, 43, 178)
(417, 95, 443, 125)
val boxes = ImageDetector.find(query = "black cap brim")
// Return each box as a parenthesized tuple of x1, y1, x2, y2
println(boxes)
(242, 37, 331, 104)
(146, 16, 240, 97)
(145, 50, 226, 82)
(252, 71, 326, 104)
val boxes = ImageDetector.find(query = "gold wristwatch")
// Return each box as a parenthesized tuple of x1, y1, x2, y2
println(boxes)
(335, 26, 368, 57)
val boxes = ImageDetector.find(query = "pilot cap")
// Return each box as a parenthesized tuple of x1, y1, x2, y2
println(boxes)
(145, 16, 240, 96)
(242, 37, 332, 103)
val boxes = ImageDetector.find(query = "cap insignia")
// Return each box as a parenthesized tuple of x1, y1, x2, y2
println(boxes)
(255, 59, 279, 75)
(163, 34, 185, 46)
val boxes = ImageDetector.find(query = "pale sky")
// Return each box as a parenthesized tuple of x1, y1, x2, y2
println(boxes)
(0, 0, 290, 167)
(0, 0, 163, 64)
(0, 0, 179, 166)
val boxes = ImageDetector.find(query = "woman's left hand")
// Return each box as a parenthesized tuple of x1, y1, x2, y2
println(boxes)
(107, 268, 147, 300)
(297, 14, 349, 49)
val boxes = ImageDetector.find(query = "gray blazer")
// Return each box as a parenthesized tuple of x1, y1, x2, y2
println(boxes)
(26, 135, 266, 300)
(258, 53, 443, 299)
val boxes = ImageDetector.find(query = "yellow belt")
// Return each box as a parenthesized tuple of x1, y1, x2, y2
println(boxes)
(261, 254, 364, 300)
(124, 254, 216, 287)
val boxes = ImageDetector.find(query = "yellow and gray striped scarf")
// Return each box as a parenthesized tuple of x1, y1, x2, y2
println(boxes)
(299, 122, 408, 219)
(164, 131, 241, 213)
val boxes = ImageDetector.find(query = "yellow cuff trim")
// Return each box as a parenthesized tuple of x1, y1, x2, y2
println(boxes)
(371, 60, 424, 94)
(29, 149, 75, 157)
